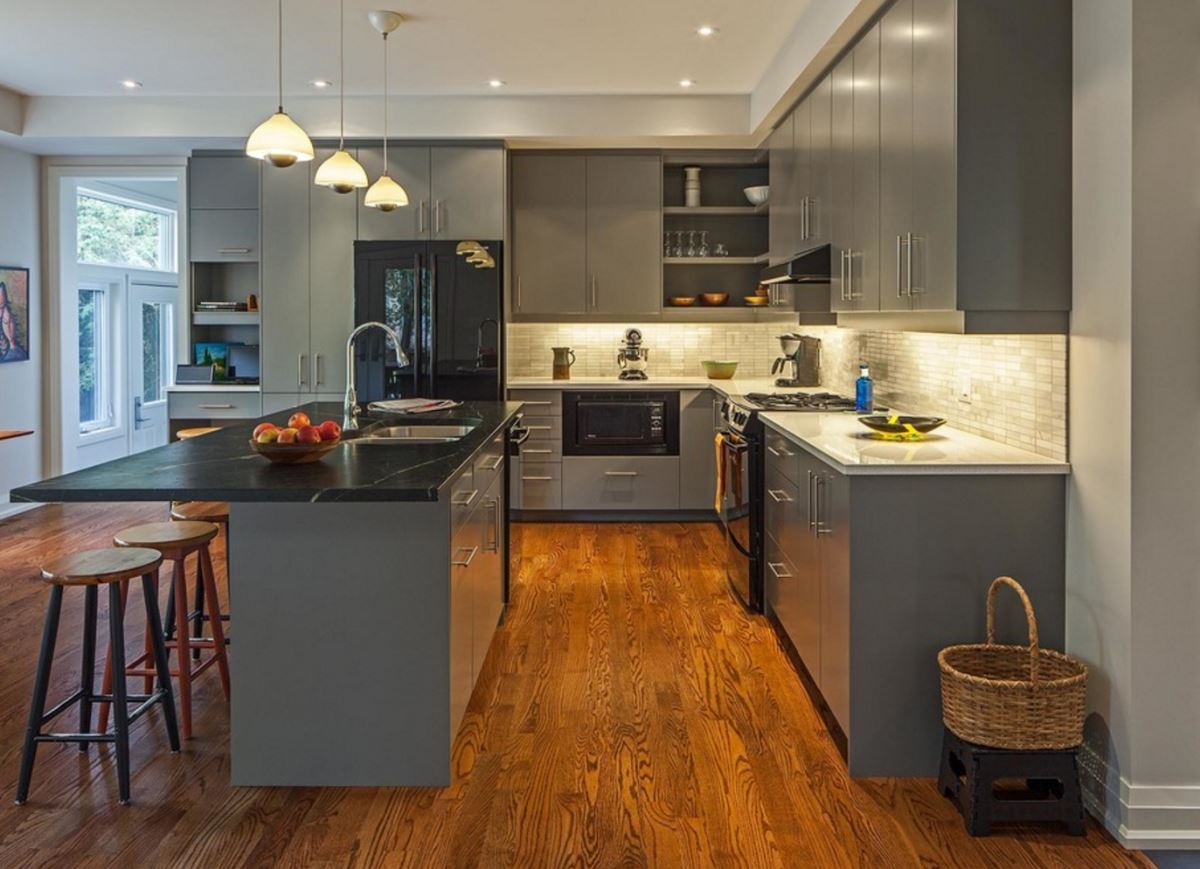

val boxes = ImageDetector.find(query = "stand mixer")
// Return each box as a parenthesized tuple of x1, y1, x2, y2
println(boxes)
(617, 328, 650, 380)
(772, 333, 821, 387)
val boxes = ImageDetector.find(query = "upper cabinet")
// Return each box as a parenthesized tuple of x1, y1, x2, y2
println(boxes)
(189, 156, 261, 211)
(772, 0, 1072, 332)
(357, 145, 504, 242)
(189, 155, 261, 262)
(768, 115, 798, 265)
(511, 153, 661, 317)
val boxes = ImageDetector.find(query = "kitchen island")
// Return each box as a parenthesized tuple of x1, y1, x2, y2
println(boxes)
(13, 400, 524, 786)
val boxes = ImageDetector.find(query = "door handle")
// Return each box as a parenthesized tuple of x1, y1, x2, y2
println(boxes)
(218, 247, 251, 255)
(815, 476, 832, 536)
(908, 233, 922, 295)
(298, 353, 307, 388)
(314, 352, 323, 386)
(808, 470, 816, 534)
(133, 396, 150, 427)
(452, 489, 479, 507)
(522, 448, 553, 455)
(481, 455, 504, 470)
(522, 400, 552, 407)
(522, 475, 554, 481)
(801, 198, 809, 241)
(590, 275, 598, 310)
(526, 424, 552, 431)
(198, 404, 235, 410)
(766, 489, 792, 502)
(767, 562, 792, 580)
(434, 200, 444, 235)
(451, 546, 479, 568)
(604, 470, 639, 477)
(516, 276, 523, 312)
(896, 235, 904, 298)
(839, 250, 848, 301)
(418, 200, 427, 235)
(486, 497, 501, 552)
(847, 250, 855, 300)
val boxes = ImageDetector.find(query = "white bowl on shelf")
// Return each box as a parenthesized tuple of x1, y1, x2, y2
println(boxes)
(743, 185, 770, 206)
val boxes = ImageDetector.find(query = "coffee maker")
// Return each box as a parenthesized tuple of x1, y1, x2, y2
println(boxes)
(772, 333, 821, 387)
(617, 328, 650, 380)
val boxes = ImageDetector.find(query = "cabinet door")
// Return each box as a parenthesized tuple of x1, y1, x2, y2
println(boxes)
(473, 472, 506, 681)
(791, 454, 823, 687)
(851, 22, 882, 312)
(807, 74, 833, 249)
(356, 147, 431, 241)
(830, 54, 855, 311)
(189, 155, 260, 210)
(511, 154, 587, 315)
(768, 114, 796, 265)
(585, 155, 662, 315)
(817, 467, 850, 732)
(879, 0, 914, 311)
(792, 97, 811, 249)
(909, 0, 956, 310)
(190, 210, 260, 262)
(449, 521, 475, 734)
(430, 147, 505, 240)
(260, 161, 311, 394)
(678, 390, 718, 510)
(309, 148, 356, 394)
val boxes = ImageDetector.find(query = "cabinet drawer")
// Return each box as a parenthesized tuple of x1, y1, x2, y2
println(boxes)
(472, 432, 507, 498)
(168, 391, 261, 420)
(518, 440, 561, 462)
(562, 456, 680, 511)
(765, 461, 805, 565)
(448, 465, 479, 530)
(190, 209, 260, 262)
(765, 531, 821, 684)
(509, 389, 562, 415)
(517, 462, 562, 511)
(522, 417, 562, 447)
(765, 427, 802, 485)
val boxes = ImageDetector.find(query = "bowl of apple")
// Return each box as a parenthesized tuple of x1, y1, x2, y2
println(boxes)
(249, 412, 343, 464)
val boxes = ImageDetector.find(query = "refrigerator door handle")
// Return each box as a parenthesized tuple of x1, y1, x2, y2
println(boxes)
(426, 252, 437, 397)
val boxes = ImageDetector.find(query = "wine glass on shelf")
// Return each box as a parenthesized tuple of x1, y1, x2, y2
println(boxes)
(672, 231, 685, 258)
(686, 231, 697, 258)
(698, 231, 710, 258)
(663, 231, 671, 258)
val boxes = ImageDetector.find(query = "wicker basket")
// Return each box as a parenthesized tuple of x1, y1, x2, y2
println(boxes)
(939, 576, 1087, 750)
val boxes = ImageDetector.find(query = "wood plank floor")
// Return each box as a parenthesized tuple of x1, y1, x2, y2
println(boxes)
(0, 504, 1150, 868)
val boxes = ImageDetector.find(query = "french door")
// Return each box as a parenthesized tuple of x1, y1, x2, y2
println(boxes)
(128, 282, 176, 454)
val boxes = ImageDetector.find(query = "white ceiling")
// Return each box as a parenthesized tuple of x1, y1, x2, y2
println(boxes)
(0, 0, 812, 97)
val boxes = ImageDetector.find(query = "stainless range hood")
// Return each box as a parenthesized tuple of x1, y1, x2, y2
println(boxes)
(759, 244, 831, 284)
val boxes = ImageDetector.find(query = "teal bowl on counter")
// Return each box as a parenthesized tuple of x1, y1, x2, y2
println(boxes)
(701, 360, 739, 380)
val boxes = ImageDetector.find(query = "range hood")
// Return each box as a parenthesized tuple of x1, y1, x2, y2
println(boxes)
(759, 244, 831, 284)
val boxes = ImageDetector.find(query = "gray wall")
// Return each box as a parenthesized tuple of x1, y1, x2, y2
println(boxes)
(0, 144, 42, 517)
(1069, 0, 1200, 848)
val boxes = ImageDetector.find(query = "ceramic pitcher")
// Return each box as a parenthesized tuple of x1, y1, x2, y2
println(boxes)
(552, 347, 576, 380)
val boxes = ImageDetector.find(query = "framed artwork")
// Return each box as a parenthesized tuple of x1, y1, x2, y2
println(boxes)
(194, 342, 230, 380)
(0, 266, 29, 363)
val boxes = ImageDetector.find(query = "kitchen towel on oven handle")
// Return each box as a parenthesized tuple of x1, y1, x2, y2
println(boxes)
(714, 432, 725, 513)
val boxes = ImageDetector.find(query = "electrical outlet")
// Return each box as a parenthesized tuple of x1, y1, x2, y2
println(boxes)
(957, 370, 973, 403)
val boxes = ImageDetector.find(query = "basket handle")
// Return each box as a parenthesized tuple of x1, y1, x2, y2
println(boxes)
(985, 576, 1040, 684)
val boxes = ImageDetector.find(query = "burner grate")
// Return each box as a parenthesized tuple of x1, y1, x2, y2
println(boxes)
(743, 392, 857, 412)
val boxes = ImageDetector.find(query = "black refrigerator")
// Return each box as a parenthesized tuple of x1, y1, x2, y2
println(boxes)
(353, 240, 504, 403)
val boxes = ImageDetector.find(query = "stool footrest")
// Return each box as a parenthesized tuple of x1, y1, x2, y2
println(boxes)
(36, 732, 117, 744)
(39, 690, 84, 726)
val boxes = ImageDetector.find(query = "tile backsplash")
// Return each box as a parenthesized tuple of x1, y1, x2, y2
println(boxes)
(506, 323, 1068, 461)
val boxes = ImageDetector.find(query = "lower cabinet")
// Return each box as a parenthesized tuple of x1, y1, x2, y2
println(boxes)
(561, 456, 681, 511)
(679, 389, 719, 511)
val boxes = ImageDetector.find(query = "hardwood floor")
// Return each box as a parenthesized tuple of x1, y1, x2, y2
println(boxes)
(0, 505, 1149, 868)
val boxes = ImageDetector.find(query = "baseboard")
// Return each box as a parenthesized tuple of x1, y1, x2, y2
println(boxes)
(1081, 743, 1200, 849)
(0, 501, 40, 522)
(512, 510, 717, 523)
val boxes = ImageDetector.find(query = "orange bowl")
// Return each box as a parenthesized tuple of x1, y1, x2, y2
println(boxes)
(667, 295, 698, 307)
(699, 293, 729, 306)
(248, 438, 341, 464)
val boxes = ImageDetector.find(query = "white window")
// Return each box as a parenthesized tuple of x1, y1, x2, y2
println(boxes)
(78, 283, 114, 434)
(76, 187, 177, 272)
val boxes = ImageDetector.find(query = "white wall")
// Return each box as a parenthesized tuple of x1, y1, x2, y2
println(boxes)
(0, 143, 42, 516)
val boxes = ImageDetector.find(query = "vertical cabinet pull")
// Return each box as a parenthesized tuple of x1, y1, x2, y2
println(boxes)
(451, 546, 479, 568)
(314, 353, 323, 386)
(516, 276, 523, 312)
(815, 475, 833, 536)
(590, 276, 598, 310)
(298, 353, 307, 388)
(807, 470, 816, 532)
(418, 200, 427, 235)
(767, 562, 792, 580)
(896, 235, 905, 297)
(908, 233, 922, 295)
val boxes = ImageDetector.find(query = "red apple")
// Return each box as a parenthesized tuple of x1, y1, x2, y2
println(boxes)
(256, 428, 280, 444)
(288, 411, 312, 430)
(252, 422, 278, 440)
(318, 420, 341, 441)
(276, 427, 299, 444)
(296, 425, 322, 445)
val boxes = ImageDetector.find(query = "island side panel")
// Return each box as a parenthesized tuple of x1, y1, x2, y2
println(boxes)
(847, 474, 1066, 777)
(229, 501, 453, 786)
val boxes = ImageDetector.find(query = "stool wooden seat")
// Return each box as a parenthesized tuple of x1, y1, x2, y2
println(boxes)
(177, 427, 219, 440)
(170, 501, 229, 524)
(101, 521, 229, 740)
(168, 502, 232, 654)
(17, 548, 180, 806)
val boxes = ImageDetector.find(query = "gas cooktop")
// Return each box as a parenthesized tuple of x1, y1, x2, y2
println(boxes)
(739, 392, 858, 412)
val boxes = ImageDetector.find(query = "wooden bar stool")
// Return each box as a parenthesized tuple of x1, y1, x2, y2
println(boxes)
(176, 427, 220, 440)
(167, 501, 231, 656)
(100, 521, 230, 740)
(16, 548, 180, 806)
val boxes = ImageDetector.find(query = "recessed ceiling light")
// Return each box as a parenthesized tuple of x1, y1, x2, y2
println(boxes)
(679, 78, 695, 88)
(311, 79, 333, 89)
(120, 79, 142, 90)
(488, 79, 506, 88)
(696, 25, 718, 37)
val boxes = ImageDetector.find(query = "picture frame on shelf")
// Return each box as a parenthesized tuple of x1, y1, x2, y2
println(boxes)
(0, 265, 30, 363)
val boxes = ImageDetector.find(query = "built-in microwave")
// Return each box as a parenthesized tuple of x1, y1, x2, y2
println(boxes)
(562, 391, 680, 456)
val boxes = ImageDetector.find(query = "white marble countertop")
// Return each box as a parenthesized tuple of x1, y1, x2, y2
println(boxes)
(506, 376, 809, 397)
(167, 384, 262, 393)
(760, 412, 1070, 476)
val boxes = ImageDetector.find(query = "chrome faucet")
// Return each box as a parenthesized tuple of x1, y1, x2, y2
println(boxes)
(344, 321, 410, 431)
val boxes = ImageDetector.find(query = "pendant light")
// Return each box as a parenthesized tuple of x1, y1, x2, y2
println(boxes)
(363, 11, 409, 212)
(314, 0, 368, 192)
(246, 0, 314, 167)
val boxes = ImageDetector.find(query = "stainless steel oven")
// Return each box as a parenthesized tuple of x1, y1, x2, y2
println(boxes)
(718, 427, 761, 611)
(563, 391, 680, 456)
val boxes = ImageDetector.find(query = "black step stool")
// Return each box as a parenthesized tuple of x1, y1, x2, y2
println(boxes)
(937, 727, 1086, 836)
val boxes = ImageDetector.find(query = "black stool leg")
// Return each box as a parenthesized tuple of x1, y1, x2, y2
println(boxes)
(163, 577, 176, 641)
(141, 572, 181, 753)
(192, 552, 204, 660)
(78, 585, 97, 752)
(108, 582, 132, 805)
(16, 585, 63, 805)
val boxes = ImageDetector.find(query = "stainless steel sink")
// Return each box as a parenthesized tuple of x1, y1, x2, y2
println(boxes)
(351, 423, 478, 444)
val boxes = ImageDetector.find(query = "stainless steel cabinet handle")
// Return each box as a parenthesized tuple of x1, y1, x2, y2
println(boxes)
(847, 250, 855, 300)
(516, 276, 523, 312)
(522, 448, 553, 455)
(808, 470, 817, 533)
(526, 424, 552, 431)
(452, 488, 479, 507)
(766, 489, 792, 503)
(314, 352, 323, 386)
(434, 200, 444, 235)
(839, 250, 849, 301)
(896, 235, 904, 297)
(298, 353, 307, 387)
(815, 476, 832, 536)
(451, 546, 479, 568)
(590, 276, 598, 309)
(766, 444, 793, 458)
(218, 247, 251, 255)
(767, 562, 792, 580)
(604, 470, 639, 477)
(481, 454, 503, 470)
(522, 400, 552, 407)
(198, 403, 235, 410)
(486, 497, 501, 552)
(802, 198, 810, 241)
(522, 475, 554, 481)
(418, 200, 427, 234)
(908, 233, 921, 295)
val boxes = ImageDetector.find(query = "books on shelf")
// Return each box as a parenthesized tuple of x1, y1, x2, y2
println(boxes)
(195, 301, 249, 312)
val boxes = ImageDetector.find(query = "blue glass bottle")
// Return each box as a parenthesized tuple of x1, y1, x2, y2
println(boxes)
(855, 363, 874, 413)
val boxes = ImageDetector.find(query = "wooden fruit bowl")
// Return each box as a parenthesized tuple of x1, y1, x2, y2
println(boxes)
(248, 438, 341, 464)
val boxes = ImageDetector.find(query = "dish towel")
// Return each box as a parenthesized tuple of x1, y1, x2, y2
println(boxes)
(367, 398, 462, 414)
(714, 432, 726, 513)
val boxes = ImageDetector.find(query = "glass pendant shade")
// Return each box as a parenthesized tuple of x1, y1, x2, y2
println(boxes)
(314, 148, 368, 193)
(246, 111, 314, 167)
(364, 173, 409, 211)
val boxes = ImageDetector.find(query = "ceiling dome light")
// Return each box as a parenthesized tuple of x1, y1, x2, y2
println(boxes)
(696, 25, 717, 37)
(120, 79, 142, 90)
(488, 79, 505, 88)
(246, 0, 314, 168)
(364, 11, 409, 211)
(679, 78, 696, 88)
(314, 0, 368, 193)
(310, 79, 332, 89)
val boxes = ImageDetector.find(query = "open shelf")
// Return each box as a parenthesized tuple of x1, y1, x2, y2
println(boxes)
(663, 254, 769, 266)
(663, 205, 768, 216)
(193, 310, 260, 326)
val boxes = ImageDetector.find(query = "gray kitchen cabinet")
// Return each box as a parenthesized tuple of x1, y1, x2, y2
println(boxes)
(449, 515, 475, 734)
(430, 147, 505, 240)
(309, 147, 357, 393)
(472, 470, 506, 680)
(851, 23, 881, 313)
(190, 155, 261, 210)
(879, 0, 915, 313)
(829, 53, 854, 309)
(511, 154, 588, 315)
(791, 96, 811, 250)
(508, 389, 563, 512)
(356, 146, 433, 241)
(585, 155, 662, 315)
(679, 389, 718, 511)
(260, 159, 311, 396)
(190, 209, 260, 262)
(811, 454, 850, 733)
(806, 74, 833, 249)
(562, 456, 680, 511)
(768, 113, 797, 266)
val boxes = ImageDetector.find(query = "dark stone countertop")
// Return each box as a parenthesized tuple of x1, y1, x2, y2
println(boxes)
(13, 401, 524, 504)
